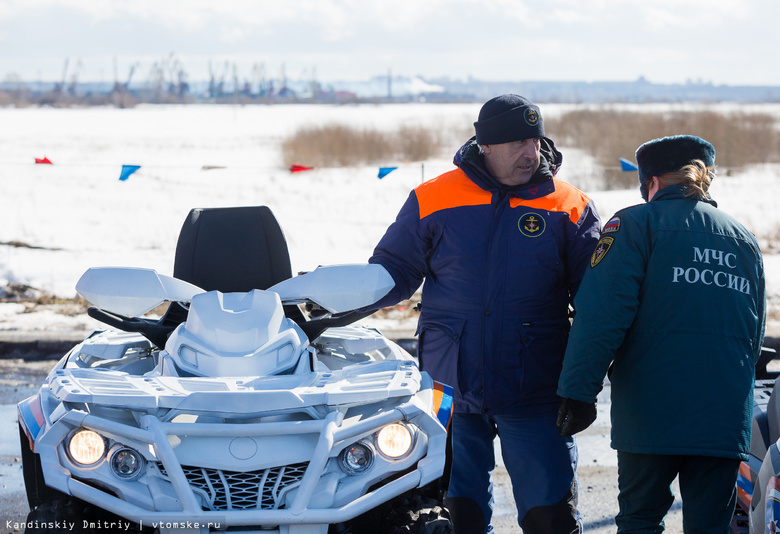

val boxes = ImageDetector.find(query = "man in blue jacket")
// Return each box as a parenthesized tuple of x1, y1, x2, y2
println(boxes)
(557, 135, 766, 533)
(366, 94, 601, 533)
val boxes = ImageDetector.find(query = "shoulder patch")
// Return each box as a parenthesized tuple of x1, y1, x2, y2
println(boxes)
(590, 236, 614, 268)
(602, 216, 621, 234)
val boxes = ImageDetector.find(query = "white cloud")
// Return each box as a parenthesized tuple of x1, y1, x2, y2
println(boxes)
(0, 0, 779, 84)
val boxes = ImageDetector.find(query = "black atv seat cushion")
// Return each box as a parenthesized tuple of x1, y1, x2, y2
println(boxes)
(174, 206, 293, 292)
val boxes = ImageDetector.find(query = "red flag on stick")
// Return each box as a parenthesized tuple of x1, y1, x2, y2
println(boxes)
(35, 157, 53, 164)
(290, 164, 314, 173)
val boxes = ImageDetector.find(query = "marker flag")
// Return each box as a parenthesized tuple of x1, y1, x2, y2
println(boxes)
(378, 167, 398, 179)
(432, 381, 454, 429)
(18, 396, 45, 451)
(619, 158, 638, 172)
(290, 164, 314, 173)
(119, 165, 141, 181)
(736, 463, 753, 510)
(35, 157, 53, 164)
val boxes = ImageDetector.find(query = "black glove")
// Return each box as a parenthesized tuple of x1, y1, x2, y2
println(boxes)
(556, 397, 597, 437)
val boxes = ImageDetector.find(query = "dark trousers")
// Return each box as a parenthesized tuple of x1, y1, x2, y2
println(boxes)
(446, 412, 581, 533)
(616, 451, 741, 534)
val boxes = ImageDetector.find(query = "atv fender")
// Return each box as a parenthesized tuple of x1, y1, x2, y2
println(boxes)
(750, 439, 780, 534)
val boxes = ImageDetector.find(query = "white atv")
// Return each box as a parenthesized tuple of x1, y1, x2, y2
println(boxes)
(733, 344, 780, 534)
(17, 206, 452, 534)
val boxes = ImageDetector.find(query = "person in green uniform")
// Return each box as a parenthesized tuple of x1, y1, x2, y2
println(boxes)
(556, 135, 766, 533)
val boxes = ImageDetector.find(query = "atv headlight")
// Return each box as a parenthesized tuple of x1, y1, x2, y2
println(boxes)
(111, 448, 145, 479)
(339, 442, 374, 474)
(68, 429, 106, 466)
(376, 423, 413, 459)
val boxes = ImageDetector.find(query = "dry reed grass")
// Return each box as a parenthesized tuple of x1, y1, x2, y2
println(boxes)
(545, 109, 780, 189)
(281, 109, 780, 190)
(281, 123, 446, 167)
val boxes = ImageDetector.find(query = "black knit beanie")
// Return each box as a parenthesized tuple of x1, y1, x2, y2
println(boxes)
(474, 94, 544, 145)
(635, 135, 715, 184)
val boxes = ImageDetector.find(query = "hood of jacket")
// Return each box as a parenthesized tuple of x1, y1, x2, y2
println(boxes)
(453, 136, 563, 200)
(651, 183, 718, 208)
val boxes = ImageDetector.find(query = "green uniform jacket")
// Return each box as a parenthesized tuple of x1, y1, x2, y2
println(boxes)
(558, 184, 766, 459)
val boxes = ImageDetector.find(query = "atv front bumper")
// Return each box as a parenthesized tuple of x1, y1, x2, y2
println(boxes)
(22, 385, 447, 533)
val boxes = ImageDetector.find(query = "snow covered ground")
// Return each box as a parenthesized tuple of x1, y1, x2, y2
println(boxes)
(1, 103, 779, 335)
(0, 103, 776, 531)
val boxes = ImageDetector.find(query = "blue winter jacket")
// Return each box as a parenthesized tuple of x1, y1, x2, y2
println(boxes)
(368, 138, 602, 415)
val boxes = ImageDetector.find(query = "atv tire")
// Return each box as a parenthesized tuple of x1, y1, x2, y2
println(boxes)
(19, 425, 65, 509)
(20, 425, 149, 533)
(384, 494, 452, 534)
(25, 496, 150, 534)
(346, 492, 452, 534)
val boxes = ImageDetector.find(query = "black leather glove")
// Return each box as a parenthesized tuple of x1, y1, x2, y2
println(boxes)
(556, 397, 597, 437)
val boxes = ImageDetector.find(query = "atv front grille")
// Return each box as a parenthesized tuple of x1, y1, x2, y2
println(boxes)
(157, 462, 309, 511)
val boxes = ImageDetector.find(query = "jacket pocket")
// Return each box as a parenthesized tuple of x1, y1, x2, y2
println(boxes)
(416, 316, 466, 393)
(518, 326, 568, 400)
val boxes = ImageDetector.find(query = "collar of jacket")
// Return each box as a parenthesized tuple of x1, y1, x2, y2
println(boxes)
(650, 183, 718, 208)
(453, 136, 563, 200)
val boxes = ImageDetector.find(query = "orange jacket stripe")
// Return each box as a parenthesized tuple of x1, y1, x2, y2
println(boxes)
(415, 169, 493, 219)
(416, 168, 591, 224)
(509, 179, 592, 225)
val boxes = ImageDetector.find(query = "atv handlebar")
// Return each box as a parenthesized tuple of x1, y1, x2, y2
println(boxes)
(87, 307, 175, 349)
(87, 304, 378, 348)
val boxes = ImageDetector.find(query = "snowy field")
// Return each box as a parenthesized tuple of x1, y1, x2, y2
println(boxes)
(1, 102, 778, 532)
(1, 103, 780, 334)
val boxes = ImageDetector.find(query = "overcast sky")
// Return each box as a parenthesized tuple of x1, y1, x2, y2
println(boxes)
(1, 0, 777, 86)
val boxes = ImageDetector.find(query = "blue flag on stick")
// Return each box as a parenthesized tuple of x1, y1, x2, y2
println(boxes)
(619, 158, 638, 172)
(119, 165, 141, 181)
(378, 167, 398, 179)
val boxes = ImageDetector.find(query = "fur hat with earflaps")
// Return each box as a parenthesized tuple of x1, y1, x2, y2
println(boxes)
(635, 135, 715, 185)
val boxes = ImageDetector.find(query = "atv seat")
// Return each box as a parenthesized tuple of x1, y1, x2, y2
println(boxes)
(174, 206, 293, 291)
(170, 205, 364, 343)
(756, 346, 779, 380)
(86, 206, 301, 350)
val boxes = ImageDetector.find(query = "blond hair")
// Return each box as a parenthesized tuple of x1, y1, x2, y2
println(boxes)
(658, 159, 714, 198)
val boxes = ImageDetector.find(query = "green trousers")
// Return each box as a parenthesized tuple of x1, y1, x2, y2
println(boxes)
(616, 451, 740, 534)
